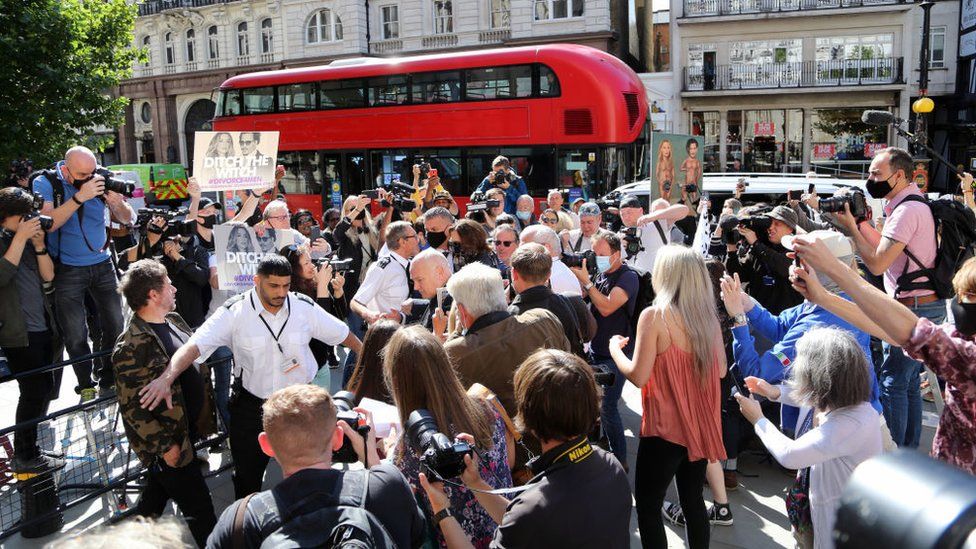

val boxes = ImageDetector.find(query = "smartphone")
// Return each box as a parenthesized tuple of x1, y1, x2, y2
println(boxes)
(428, 168, 438, 179)
(436, 287, 451, 313)
(729, 366, 747, 398)
(309, 226, 322, 242)
(788, 189, 802, 201)
(807, 183, 816, 195)
(684, 184, 699, 194)
(363, 189, 381, 199)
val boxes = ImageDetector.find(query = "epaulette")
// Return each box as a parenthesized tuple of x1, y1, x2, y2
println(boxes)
(293, 292, 316, 306)
(377, 256, 392, 268)
(223, 292, 247, 309)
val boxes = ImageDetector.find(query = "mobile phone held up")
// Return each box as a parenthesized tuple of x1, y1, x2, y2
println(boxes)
(428, 168, 438, 179)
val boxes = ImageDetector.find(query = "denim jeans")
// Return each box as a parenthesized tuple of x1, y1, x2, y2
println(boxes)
(54, 259, 124, 390)
(594, 356, 628, 465)
(208, 346, 234, 431)
(341, 309, 367, 388)
(880, 298, 946, 448)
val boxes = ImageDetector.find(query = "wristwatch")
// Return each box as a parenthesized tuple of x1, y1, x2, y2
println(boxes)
(433, 508, 453, 527)
(583, 282, 595, 292)
(71, 195, 84, 206)
(732, 313, 747, 326)
(35, 248, 48, 256)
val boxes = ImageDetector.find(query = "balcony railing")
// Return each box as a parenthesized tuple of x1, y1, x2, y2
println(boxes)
(137, 0, 243, 17)
(422, 34, 459, 48)
(683, 0, 907, 17)
(479, 29, 511, 44)
(683, 58, 903, 91)
(371, 39, 403, 54)
(259, 52, 275, 64)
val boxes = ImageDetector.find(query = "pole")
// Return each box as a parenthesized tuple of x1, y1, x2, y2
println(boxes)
(916, 0, 934, 153)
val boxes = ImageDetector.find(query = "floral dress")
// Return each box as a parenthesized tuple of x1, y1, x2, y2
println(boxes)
(393, 406, 512, 548)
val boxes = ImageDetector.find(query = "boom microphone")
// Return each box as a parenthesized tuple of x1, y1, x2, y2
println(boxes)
(861, 110, 899, 126)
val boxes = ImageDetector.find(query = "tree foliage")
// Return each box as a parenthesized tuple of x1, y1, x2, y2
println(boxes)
(0, 0, 142, 167)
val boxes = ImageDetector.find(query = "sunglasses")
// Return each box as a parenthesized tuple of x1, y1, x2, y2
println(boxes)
(495, 240, 515, 247)
(541, 217, 557, 224)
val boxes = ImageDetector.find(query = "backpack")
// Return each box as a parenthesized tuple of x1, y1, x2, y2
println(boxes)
(28, 169, 66, 207)
(231, 469, 396, 549)
(610, 265, 655, 334)
(895, 195, 976, 299)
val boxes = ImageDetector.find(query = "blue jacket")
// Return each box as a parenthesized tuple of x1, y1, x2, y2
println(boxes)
(474, 175, 527, 215)
(731, 295, 882, 429)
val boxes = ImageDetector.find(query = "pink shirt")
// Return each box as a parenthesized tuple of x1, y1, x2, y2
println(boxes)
(881, 183, 936, 298)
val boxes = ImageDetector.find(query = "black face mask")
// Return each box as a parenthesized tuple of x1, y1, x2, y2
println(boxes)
(951, 297, 976, 337)
(427, 230, 448, 249)
(199, 215, 216, 229)
(865, 173, 895, 199)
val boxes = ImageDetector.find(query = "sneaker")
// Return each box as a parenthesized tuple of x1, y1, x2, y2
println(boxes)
(710, 503, 734, 526)
(662, 500, 686, 527)
(12, 455, 66, 475)
(79, 387, 97, 403)
(724, 469, 738, 491)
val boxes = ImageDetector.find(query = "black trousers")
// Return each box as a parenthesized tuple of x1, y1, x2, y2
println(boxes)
(635, 436, 709, 549)
(136, 459, 216, 548)
(4, 331, 59, 460)
(229, 386, 268, 499)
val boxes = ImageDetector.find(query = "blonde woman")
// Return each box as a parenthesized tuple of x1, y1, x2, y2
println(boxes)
(608, 245, 726, 549)
(656, 139, 676, 201)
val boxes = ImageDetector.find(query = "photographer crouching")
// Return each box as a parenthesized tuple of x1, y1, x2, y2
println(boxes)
(419, 349, 632, 548)
(34, 146, 133, 399)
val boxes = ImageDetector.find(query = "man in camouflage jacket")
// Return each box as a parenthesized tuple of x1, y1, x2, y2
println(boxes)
(112, 259, 217, 546)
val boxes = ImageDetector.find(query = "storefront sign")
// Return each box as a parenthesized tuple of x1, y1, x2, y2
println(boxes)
(754, 122, 775, 136)
(813, 144, 836, 160)
(864, 142, 887, 158)
(961, 29, 976, 58)
(963, 0, 976, 33)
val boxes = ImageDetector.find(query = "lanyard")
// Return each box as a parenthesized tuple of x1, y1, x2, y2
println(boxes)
(253, 294, 291, 354)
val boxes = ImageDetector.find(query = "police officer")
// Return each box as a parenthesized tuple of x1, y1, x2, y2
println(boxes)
(138, 255, 363, 499)
(350, 221, 421, 326)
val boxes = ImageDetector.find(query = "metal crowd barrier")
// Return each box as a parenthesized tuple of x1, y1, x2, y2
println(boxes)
(0, 351, 232, 542)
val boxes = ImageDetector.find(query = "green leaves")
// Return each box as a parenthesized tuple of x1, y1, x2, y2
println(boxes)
(0, 0, 139, 166)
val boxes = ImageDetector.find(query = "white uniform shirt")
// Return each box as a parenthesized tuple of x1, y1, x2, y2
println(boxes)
(352, 250, 411, 313)
(189, 289, 349, 399)
(550, 257, 582, 296)
(623, 221, 670, 273)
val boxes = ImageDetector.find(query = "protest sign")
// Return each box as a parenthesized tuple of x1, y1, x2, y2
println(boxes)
(213, 224, 296, 291)
(193, 131, 279, 192)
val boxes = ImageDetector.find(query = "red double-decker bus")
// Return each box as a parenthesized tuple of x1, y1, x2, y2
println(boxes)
(213, 44, 649, 215)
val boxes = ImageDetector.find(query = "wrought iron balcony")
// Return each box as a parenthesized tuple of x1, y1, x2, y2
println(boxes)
(137, 0, 242, 17)
(683, 58, 903, 91)
(683, 0, 908, 17)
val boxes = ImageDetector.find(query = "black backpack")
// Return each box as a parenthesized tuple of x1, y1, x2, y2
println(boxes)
(895, 195, 976, 299)
(611, 265, 655, 334)
(231, 469, 396, 549)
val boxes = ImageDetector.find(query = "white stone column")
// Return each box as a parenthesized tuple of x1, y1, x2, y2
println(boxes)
(802, 108, 812, 172)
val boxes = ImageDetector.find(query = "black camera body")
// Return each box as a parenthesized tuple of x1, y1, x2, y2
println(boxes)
(620, 226, 644, 258)
(562, 250, 598, 278)
(366, 181, 418, 212)
(595, 198, 619, 224)
(719, 215, 741, 244)
(333, 390, 371, 464)
(313, 255, 354, 273)
(23, 211, 54, 232)
(739, 214, 772, 235)
(137, 207, 196, 238)
(467, 191, 501, 214)
(819, 190, 868, 220)
(491, 170, 516, 186)
(406, 409, 473, 480)
(93, 167, 136, 197)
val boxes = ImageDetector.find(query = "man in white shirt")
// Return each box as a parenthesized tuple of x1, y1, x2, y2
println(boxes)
(138, 255, 362, 499)
(520, 225, 581, 296)
(561, 202, 603, 255)
(618, 195, 691, 273)
(350, 221, 421, 325)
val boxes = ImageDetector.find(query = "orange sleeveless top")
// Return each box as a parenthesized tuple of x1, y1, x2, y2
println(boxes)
(639, 325, 726, 463)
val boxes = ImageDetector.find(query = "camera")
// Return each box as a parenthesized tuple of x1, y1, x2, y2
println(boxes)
(94, 167, 136, 197)
(595, 198, 620, 225)
(683, 184, 699, 194)
(739, 214, 772, 235)
(819, 189, 868, 220)
(23, 211, 53, 232)
(719, 215, 741, 244)
(313, 255, 354, 273)
(136, 207, 196, 238)
(620, 226, 644, 259)
(562, 250, 598, 278)
(332, 390, 371, 464)
(366, 181, 418, 212)
(491, 170, 516, 186)
(590, 363, 616, 386)
(405, 409, 474, 480)
(467, 191, 501, 214)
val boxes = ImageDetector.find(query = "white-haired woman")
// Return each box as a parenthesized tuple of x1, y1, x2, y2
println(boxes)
(608, 245, 726, 549)
(735, 326, 882, 549)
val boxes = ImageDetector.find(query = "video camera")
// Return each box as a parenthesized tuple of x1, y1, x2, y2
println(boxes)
(620, 226, 644, 259)
(819, 189, 868, 221)
(364, 181, 417, 212)
(595, 198, 620, 225)
(23, 191, 53, 231)
(405, 409, 474, 480)
(332, 391, 371, 464)
(136, 207, 196, 238)
(466, 191, 501, 223)
(313, 253, 354, 273)
(719, 208, 773, 244)
(93, 167, 136, 198)
(562, 250, 598, 278)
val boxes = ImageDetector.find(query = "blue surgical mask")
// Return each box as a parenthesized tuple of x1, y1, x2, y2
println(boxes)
(596, 255, 612, 273)
(516, 210, 531, 221)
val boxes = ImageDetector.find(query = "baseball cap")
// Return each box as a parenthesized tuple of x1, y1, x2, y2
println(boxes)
(782, 230, 853, 260)
(619, 195, 642, 209)
(578, 202, 601, 218)
(199, 197, 222, 210)
(766, 205, 799, 231)
(433, 190, 452, 201)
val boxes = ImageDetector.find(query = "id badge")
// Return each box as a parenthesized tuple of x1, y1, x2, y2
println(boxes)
(280, 356, 301, 374)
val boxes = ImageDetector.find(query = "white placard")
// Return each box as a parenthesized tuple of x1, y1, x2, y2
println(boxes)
(193, 131, 279, 192)
(213, 224, 296, 291)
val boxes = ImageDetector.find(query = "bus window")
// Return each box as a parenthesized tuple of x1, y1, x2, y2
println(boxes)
(465, 65, 532, 101)
(242, 87, 275, 114)
(368, 75, 409, 106)
(279, 151, 322, 195)
(539, 65, 561, 96)
(279, 82, 318, 111)
(217, 89, 242, 116)
(320, 79, 365, 109)
(411, 71, 461, 103)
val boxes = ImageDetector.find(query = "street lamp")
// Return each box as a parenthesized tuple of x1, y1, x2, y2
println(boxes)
(914, 0, 935, 153)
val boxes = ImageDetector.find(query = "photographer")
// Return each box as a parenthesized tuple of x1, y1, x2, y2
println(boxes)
(561, 202, 602, 255)
(520, 225, 580, 295)
(419, 349, 632, 549)
(568, 231, 637, 468)
(472, 156, 527, 216)
(619, 196, 689, 273)
(474, 187, 507, 232)
(280, 245, 348, 369)
(207, 385, 427, 548)
(34, 146, 131, 398)
(192, 197, 222, 254)
(724, 205, 803, 315)
(0, 188, 62, 474)
(385, 325, 513, 547)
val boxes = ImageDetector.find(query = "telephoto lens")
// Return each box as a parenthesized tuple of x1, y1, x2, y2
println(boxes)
(332, 390, 370, 464)
(405, 409, 473, 480)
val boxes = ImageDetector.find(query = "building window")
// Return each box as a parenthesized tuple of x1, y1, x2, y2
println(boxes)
(261, 18, 273, 54)
(728, 39, 803, 88)
(142, 35, 152, 66)
(208, 26, 220, 59)
(381, 5, 400, 39)
(433, 1, 453, 34)
(533, 0, 583, 20)
(185, 29, 196, 63)
(815, 34, 893, 61)
(815, 34, 895, 83)
(140, 102, 152, 124)
(930, 26, 946, 68)
(307, 9, 342, 43)
(237, 22, 249, 57)
(490, 0, 510, 28)
(164, 32, 175, 65)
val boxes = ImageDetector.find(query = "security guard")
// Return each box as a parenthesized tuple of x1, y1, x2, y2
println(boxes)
(350, 221, 421, 326)
(137, 255, 363, 499)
